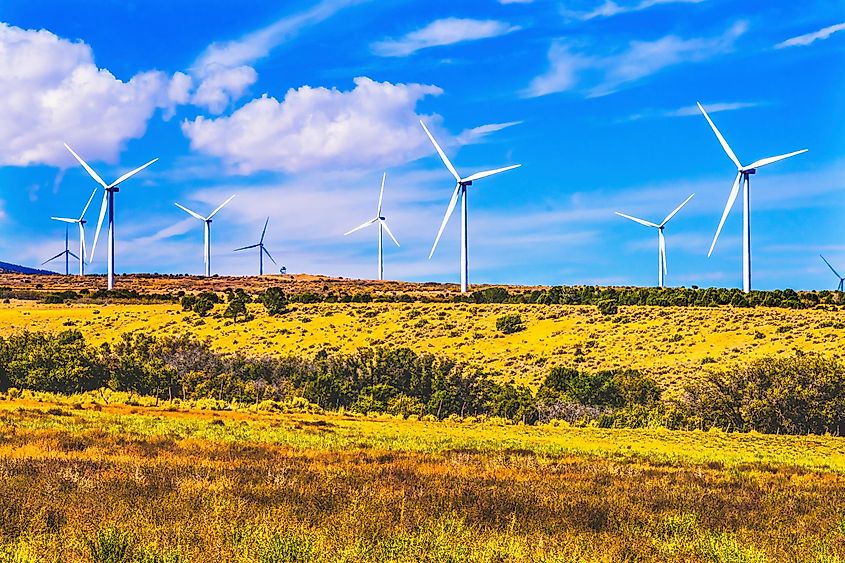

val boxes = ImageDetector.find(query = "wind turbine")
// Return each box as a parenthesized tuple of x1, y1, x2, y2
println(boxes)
(615, 194, 695, 288)
(43, 224, 78, 276)
(50, 188, 97, 275)
(421, 121, 521, 293)
(63, 143, 158, 290)
(174, 194, 236, 276)
(344, 173, 400, 281)
(697, 102, 808, 293)
(820, 255, 844, 292)
(234, 217, 277, 275)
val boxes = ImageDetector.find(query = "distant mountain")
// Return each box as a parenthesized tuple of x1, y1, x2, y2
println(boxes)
(0, 261, 58, 275)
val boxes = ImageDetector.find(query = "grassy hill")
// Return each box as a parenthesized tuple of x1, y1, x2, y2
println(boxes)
(0, 274, 842, 393)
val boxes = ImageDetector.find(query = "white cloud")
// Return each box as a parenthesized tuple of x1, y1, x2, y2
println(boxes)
(775, 22, 845, 49)
(0, 22, 185, 167)
(564, 0, 706, 20)
(181, 76, 444, 174)
(190, 65, 258, 114)
(456, 121, 523, 145)
(525, 21, 747, 97)
(193, 0, 366, 71)
(627, 101, 760, 121)
(371, 18, 520, 57)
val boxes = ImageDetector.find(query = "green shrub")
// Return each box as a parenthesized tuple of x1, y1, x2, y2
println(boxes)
(496, 313, 525, 334)
(85, 528, 133, 563)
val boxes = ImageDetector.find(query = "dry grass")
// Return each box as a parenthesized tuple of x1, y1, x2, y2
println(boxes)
(1, 397, 844, 562)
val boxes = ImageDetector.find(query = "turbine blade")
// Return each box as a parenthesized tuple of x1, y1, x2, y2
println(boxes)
(260, 217, 269, 244)
(263, 247, 277, 265)
(79, 188, 98, 221)
(461, 164, 522, 183)
(381, 219, 400, 247)
(707, 172, 742, 258)
(207, 194, 236, 220)
(51, 217, 78, 224)
(234, 244, 260, 252)
(429, 183, 461, 259)
(64, 143, 108, 189)
(660, 193, 695, 227)
(420, 121, 460, 182)
(89, 190, 109, 264)
(344, 218, 377, 236)
(744, 149, 808, 171)
(42, 251, 65, 265)
(377, 172, 386, 216)
(614, 212, 659, 228)
(174, 202, 205, 221)
(697, 102, 742, 169)
(659, 230, 667, 275)
(820, 254, 842, 279)
(109, 158, 158, 188)
(68, 251, 80, 260)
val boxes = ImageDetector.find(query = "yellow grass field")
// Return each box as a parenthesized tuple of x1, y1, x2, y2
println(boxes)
(1, 295, 843, 391)
(1, 394, 844, 561)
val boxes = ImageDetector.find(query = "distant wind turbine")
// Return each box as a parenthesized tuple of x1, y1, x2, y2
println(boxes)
(234, 217, 277, 275)
(174, 194, 236, 277)
(50, 188, 97, 275)
(43, 224, 78, 276)
(64, 143, 158, 290)
(421, 121, 521, 293)
(697, 102, 808, 293)
(820, 255, 844, 292)
(616, 194, 695, 288)
(344, 173, 400, 281)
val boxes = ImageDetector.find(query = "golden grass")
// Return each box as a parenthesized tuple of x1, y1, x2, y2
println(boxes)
(1, 396, 844, 562)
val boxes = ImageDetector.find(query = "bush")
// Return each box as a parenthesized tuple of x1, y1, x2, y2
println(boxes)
(260, 287, 288, 316)
(597, 299, 618, 316)
(496, 313, 525, 334)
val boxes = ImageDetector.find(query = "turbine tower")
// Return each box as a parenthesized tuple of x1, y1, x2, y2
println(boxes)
(615, 194, 695, 288)
(420, 121, 521, 293)
(174, 194, 236, 276)
(820, 255, 845, 292)
(344, 173, 400, 281)
(43, 224, 78, 276)
(697, 102, 807, 293)
(234, 217, 277, 275)
(50, 188, 97, 275)
(64, 144, 158, 290)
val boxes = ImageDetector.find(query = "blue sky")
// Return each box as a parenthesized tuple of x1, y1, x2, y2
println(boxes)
(0, 0, 842, 289)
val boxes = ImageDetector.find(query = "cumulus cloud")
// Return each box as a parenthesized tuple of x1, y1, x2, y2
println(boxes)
(372, 18, 520, 57)
(190, 65, 258, 114)
(525, 21, 747, 97)
(0, 22, 184, 166)
(181, 77, 444, 174)
(775, 22, 845, 49)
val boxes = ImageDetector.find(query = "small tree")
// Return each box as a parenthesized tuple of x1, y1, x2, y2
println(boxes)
(260, 287, 288, 316)
(224, 298, 247, 323)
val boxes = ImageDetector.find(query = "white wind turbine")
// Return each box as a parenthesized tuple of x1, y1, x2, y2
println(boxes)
(64, 143, 158, 290)
(616, 194, 695, 288)
(234, 217, 278, 275)
(820, 255, 845, 292)
(697, 102, 808, 293)
(50, 188, 97, 275)
(344, 173, 400, 281)
(421, 121, 521, 293)
(174, 194, 236, 277)
(42, 224, 78, 276)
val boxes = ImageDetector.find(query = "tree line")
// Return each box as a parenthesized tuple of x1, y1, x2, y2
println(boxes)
(1, 329, 844, 435)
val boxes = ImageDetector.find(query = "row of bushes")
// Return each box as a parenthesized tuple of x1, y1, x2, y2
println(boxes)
(1, 329, 843, 435)
(20, 283, 844, 310)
